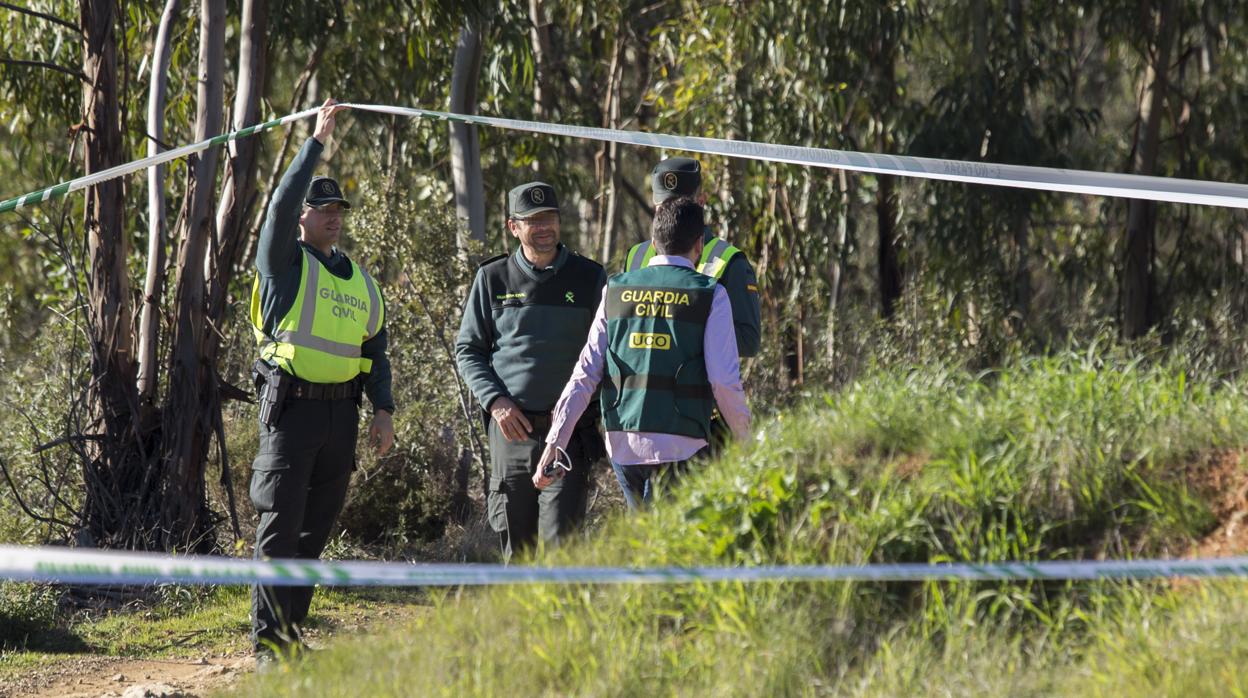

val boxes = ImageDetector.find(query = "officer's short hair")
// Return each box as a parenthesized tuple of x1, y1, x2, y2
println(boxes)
(651, 197, 704, 256)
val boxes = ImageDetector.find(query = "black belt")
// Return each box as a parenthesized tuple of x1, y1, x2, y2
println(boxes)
(288, 377, 362, 401)
(524, 411, 552, 432)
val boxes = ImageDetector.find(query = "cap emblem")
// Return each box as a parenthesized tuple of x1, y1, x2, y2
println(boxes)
(320, 180, 335, 196)
(663, 172, 679, 191)
(530, 187, 546, 204)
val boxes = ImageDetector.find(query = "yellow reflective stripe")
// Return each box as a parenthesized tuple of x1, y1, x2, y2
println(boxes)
(697, 238, 719, 268)
(360, 357, 373, 373)
(272, 330, 363, 358)
(697, 237, 740, 280)
(297, 248, 320, 333)
(625, 241, 653, 272)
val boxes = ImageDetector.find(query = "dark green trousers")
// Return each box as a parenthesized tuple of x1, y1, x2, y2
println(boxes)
(249, 397, 357, 651)
(487, 418, 589, 561)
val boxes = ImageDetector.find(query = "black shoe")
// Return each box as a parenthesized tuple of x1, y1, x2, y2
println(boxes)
(254, 647, 280, 674)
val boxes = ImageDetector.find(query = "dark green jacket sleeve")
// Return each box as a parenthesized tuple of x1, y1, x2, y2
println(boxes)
(256, 137, 322, 277)
(455, 269, 508, 412)
(362, 314, 395, 414)
(721, 254, 762, 357)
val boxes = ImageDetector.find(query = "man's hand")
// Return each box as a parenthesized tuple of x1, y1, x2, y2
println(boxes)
(532, 443, 559, 491)
(490, 396, 532, 442)
(312, 98, 347, 144)
(369, 409, 395, 456)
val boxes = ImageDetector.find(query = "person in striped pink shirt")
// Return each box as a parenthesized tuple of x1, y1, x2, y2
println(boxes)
(534, 197, 750, 508)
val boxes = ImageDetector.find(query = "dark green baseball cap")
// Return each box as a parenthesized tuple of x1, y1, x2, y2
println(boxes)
(651, 157, 701, 204)
(306, 175, 351, 209)
(507, 181, 559, 218)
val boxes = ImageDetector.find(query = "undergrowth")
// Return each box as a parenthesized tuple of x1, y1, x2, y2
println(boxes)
(240, 351, 1248, 696)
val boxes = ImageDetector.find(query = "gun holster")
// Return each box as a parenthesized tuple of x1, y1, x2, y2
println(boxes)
(252, 359, 291, 429)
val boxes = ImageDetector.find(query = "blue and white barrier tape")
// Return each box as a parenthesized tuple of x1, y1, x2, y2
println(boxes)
(4, 102, 1248, 214)
(349, 103, 1248, 209)
(3, 545, 1247, 587)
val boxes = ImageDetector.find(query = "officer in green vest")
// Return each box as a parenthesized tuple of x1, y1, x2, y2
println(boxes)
(455, 182, 606, 560)
(623, 157, 761, 358)
(535, 196, 751, 505)
(247, 99, 395, 662)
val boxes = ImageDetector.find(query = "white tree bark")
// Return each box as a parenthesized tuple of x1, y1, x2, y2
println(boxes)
(159, 0, 224, 539)
(207, 0, 267, 302)
(137, 0, 181, 403)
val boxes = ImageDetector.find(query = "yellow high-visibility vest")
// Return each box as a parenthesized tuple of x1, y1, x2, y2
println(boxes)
(250, 247, 384, 383)
(624, 236, 741, 279)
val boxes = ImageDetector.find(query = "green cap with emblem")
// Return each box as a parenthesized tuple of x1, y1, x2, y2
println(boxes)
(507, 181, 559, 218)
(306, 175, 351, 209)
(650, 157, 701, 204)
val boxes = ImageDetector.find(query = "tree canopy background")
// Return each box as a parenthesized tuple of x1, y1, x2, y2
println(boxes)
(2, 0, 1248, 551)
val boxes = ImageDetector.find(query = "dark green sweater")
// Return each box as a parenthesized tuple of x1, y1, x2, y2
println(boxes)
(254, 137, 395, 413)
(456, 244, 606, 413)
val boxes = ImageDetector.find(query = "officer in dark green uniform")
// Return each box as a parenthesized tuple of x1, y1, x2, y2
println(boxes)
(623, 157, 762, 358)
(455, 182, 606, 560)
(247, 99, 395, 661)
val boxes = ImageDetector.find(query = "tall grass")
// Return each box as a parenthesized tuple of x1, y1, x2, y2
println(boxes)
(240, 352, 1248, 696)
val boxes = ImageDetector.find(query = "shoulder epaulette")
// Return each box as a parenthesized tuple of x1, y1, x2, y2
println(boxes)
(476, 253, 508, 269)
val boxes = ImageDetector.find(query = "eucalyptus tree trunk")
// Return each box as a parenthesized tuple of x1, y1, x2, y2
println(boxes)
(719, 29, 754, 245)
(1008, 0, 1032, 333)
(598, 36, 623, 264)
(209, 0, 268, 318)
(450, 19, 486, 253)
(138, 0, 181, 407)
(1122, 0, 1177, 339)
(159, 0, 225, 550)
(529, 0, 554, 120)
(78, 0, 139, 546)
(827, 169, 851, 357)
(875, 45, 902, 320)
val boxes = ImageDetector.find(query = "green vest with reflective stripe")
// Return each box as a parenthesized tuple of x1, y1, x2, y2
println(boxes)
(601, 265, 718, 440)
(250, 247, 384, 383)
(624, 235, 741, 280)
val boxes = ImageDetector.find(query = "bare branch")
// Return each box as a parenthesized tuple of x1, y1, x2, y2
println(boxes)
(0, 1, 81, 33)
(0, 455, 77, 530)
(0, 57, 88, 82)
(32, 432, 106, 454)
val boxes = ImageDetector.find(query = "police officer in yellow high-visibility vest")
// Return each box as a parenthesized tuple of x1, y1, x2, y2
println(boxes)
(624, 158, 761, 453)
(624, 158, 761, 358)
(246, 99, 395, 662)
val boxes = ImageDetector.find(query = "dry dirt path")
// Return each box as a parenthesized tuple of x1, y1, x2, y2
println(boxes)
(3, 599, 428, 698)
(8, 654, 253, 698)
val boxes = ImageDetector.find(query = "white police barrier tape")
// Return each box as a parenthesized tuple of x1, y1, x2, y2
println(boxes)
(347, 103, 1248, 209)
(4, 102, 1248, 215)
(5, 545, 1248, 587)
(0, 107, 319, 214)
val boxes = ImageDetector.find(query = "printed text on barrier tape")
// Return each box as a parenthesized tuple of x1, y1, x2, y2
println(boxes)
(4, 546, 1248, 587)
(4, 103, 1248, 215)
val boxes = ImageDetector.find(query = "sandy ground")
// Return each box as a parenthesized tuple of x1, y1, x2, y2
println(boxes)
(3, 598, 431, 698)
(8, 654, 253, 698)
